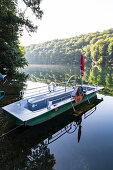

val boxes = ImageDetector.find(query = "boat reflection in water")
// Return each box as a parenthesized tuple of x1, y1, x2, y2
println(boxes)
(0, 97, 103, 169)
(42, 97, 103, 145)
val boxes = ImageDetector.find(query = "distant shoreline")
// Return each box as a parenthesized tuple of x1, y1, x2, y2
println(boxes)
(28, 64, 66, 68)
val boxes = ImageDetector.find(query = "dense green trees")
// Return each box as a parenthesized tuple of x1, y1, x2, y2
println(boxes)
(25, 29, 113, 66)
(0, 0, 43, 74)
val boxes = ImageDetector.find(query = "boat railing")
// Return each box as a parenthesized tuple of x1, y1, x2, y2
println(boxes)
(20, 85, 48, 99)
(20, 78, 78, 99)
(20, 86, 73, 100)
(65, 75, 78, 92)
(20, 80, 98, 100)
(45, 121, 77, 144)
(82, 82, 98, 92)
(92, 82, 98, 91)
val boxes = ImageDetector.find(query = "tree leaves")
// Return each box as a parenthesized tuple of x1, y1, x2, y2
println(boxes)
(25, 29, 113, 66)
(0, 0, 43, 73)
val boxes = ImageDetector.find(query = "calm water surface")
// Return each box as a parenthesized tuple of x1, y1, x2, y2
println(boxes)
(50, 95, 113, 170)
(0, 64, 113, 170)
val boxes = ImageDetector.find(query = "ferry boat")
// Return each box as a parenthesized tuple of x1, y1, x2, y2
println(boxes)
(2, 55, 104, 126)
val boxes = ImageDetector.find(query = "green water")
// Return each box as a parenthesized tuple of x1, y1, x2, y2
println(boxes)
(0, 64, 113, 169)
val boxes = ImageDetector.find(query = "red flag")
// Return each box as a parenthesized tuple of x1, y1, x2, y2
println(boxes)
(81, 54, 84, 77)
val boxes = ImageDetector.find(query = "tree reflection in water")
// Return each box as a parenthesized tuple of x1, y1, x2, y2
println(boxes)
(84, 64, 113, 96)
(0, 97, 103, 169)
(0, 72, 28, 107)
(25, 142, 56, 170)
(0, 65, 105, 169)
(24, 64, 113, 96)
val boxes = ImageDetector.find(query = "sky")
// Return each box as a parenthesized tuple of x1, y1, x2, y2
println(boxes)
(19, 0, 113, 46)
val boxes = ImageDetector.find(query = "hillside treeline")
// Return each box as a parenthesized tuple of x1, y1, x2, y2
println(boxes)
(25, 29, 113, 65)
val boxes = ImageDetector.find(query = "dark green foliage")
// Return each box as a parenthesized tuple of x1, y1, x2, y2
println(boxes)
(22, 0, 43, 19)
(0, 0, 43, 74)
(25, 29, 113, 66)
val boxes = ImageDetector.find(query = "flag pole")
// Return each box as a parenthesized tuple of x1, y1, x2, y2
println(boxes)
(81, 76, 83, 86)
(80, 54, 84, 87)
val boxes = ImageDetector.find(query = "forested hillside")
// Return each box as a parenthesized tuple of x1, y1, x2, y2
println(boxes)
(25, 29, 113, 65)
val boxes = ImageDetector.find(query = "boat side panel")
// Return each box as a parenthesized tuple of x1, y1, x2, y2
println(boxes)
(27, 102, 73, 126)
(27, 92, 97, 126)
(2, 92, 97, 126)
(3, 110, 24, 125)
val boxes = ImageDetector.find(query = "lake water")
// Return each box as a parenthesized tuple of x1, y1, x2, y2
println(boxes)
(0, 64, 113, 170)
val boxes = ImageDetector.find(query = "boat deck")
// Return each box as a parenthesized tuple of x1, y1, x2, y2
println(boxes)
(2, 84, 104, 122)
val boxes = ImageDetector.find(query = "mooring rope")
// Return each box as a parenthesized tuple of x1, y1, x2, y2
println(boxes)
(86, 94, 90, 104)
(0, 125, 22, 138)
(71, 101, 76, 113)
